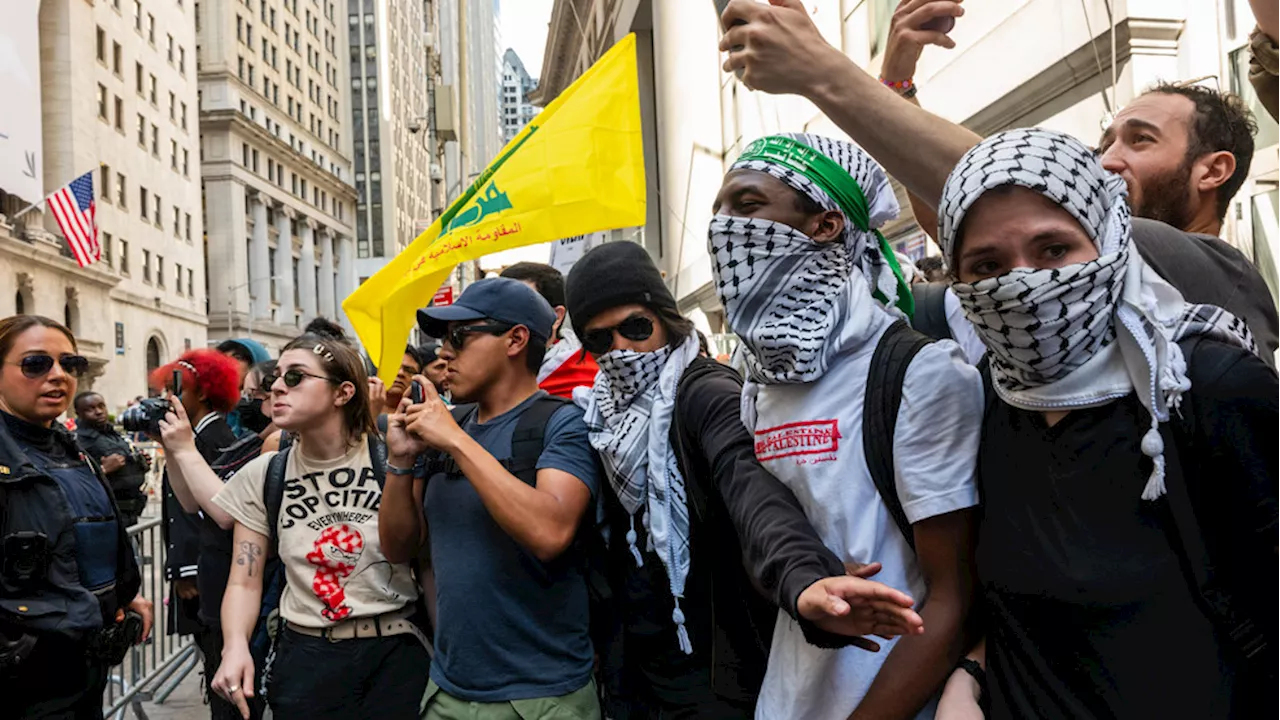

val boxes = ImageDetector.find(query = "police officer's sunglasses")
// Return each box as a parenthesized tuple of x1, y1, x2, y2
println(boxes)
(581, 315, 655, 355)
(8, 353, 90, 379)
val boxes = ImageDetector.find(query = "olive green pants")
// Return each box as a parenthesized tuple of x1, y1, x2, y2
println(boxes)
(421, 678, 601, 720)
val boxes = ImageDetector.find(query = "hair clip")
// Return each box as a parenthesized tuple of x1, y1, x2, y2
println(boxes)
(312, 343, 336, 363)
(177, 360, 199, 377)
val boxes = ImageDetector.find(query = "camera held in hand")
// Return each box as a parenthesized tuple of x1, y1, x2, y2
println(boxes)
(120, 369, 181, 434)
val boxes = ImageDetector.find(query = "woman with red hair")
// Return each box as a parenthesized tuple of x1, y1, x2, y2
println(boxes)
(149, 350, 241, 655)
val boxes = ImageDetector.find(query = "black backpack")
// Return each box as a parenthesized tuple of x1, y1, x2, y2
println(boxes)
(861, 320, 937, 550)
(909, 282, 953, 342)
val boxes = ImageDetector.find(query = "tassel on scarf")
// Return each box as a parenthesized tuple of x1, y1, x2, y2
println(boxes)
(673, 600, 693, 655)
(626, 515, 644, 568)
(1140, 424, 1167, 501)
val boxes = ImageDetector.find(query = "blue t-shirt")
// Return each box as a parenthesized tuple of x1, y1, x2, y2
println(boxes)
(424, 391, 601, 702)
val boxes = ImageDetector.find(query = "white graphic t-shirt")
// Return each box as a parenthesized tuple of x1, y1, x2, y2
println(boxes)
(213, 437, 419, 628)
(752, 322, 983, 720)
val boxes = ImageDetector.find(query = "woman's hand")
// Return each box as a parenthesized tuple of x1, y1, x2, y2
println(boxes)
(368, 376, 388, 418)
(156, 393, 196, 453)
(211, 641, 257, 720)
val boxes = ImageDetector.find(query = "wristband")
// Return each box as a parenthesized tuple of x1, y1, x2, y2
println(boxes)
(880, 76, 915, 92)
(957, 657, 988, 705)
(386, 461, 415, 476)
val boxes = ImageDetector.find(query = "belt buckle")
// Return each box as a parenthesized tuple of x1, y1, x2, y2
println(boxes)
(322, 626, 340, 644)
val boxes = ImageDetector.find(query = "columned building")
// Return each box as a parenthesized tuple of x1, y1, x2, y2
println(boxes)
(196, 0, 358, 353)
(0, 0, 206, 413)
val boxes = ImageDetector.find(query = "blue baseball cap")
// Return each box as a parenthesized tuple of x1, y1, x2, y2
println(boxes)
(417, 277, 556, 342)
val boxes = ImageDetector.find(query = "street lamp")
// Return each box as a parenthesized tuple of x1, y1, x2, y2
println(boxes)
(226, 276, 285, 340)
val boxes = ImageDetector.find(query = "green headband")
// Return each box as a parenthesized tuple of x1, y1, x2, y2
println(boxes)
(736, 136, 914, 318)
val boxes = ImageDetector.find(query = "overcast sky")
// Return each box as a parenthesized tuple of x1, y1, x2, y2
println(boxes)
(498, 0, 555, 80)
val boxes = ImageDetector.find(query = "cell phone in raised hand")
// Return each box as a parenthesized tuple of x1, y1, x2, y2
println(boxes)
(408, 380, 426, 405)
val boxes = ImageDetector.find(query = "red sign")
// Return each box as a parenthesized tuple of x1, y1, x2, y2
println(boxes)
(431, 286, 454, 306)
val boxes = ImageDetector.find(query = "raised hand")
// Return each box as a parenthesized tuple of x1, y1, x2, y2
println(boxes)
(403, 375, 466, 452)
(882, 0, 964, 85)
(719, 0, 846, 96)
(155, 392, 196, 453)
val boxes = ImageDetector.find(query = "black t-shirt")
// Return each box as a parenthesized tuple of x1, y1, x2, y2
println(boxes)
(196, 433, 266, 626)
(976, 340, 1277, 719)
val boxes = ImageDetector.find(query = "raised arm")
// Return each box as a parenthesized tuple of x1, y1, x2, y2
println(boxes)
(403, 379, 592, 563)
(157, 393, 237, 528)
(721, 0, 980, 207)
(381, 400, 428, 565)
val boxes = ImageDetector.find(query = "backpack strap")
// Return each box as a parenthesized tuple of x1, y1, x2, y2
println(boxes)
(366, 432, 387, 489)
(507, 396, 572, 485)
(862, 320, 935, 551)
(263, 447, 291, 558)
(909, 282, 954, 342)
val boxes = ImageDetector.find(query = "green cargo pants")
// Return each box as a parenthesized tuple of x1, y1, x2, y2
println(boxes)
(420, 679, 601, 720)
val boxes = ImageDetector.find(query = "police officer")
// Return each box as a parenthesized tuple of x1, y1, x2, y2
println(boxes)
(0, 315, 154, 718)
(74, 391, 152, 528)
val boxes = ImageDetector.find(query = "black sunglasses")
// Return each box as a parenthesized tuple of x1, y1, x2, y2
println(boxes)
(264, 368, 336, 389)
(581, 315, 655, 355)
(10, 354, 90, 379)
(445, 323, 514, 350)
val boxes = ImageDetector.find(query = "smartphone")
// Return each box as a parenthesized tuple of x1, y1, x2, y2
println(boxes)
(921, 15, 956, 34)
(408, 380, 426, 405)
(713, 0, 746, 79)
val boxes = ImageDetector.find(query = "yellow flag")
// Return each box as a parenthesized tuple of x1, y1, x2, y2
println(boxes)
(344, 34, 646, 381)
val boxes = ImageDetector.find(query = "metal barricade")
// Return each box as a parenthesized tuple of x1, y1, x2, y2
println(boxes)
(101, 515, 198, 720)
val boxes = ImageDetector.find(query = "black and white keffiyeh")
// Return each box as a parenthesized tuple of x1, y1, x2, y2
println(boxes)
(939, 128, 1257, 500)
(574, 334, 701, 654)
(709, 134, 900, 396)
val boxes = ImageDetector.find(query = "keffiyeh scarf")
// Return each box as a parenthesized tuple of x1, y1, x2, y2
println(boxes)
(709, 133, 905, 425)
(574, 334, 701, 654)
(939, 128, 1257, 500)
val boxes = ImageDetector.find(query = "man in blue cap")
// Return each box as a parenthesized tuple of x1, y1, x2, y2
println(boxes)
(379, 278, 604, 719)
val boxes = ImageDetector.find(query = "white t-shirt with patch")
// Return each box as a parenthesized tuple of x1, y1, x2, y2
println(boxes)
(213, 438, 419, 628)
(752, 321, 983, 720)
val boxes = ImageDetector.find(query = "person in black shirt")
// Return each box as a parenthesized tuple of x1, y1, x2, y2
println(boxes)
(149, 349, 240, 715)
(160, 359, 277, 720)
(564, 242, 925, 718)
(0, 314, 153, 719)
(932, 129, 1277, 719)
(74, 391, 152, 528)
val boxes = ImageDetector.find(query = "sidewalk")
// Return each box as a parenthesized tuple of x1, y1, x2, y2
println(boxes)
(132, 668, 207, 720)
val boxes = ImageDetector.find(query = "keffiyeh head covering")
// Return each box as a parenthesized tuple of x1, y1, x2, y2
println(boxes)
(708, 134, 906, 395)
(574, 334, 701, 655)
(939, 128, 1257, 500)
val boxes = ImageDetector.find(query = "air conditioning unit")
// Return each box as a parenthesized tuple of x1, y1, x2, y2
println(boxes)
(434, 85, 458, 142)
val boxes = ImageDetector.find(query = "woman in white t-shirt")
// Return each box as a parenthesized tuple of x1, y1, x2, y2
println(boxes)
(210, 334, 427, 719)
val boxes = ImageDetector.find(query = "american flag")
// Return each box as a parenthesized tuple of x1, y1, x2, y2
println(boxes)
(48, 171, 100, 267)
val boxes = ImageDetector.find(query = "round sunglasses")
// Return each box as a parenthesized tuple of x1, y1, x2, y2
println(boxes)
(8, 353, 90, 379)
(581, 315, 655, 355)
(263, 368, 336, 388)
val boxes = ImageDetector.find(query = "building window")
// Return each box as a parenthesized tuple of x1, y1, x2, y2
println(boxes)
(142, 249, 151, 282)
(98, 84, 108, 119)
(182, 149, 189, 176)
(151, 124, 159, 156)
(173, 206, 181, 237)
(96, 26, 106, 63)
(185, 213, 192, 242)
(102, 232, 113, 267)
(187, 268, 194, 297)
(112, 42, 122, 76)
(242, 143, 250, 167)
(179, 46, 186, 75)
(149, 74, 157, 105)
(100, 165, 111, 200)
(171, 140, 178, 169)
(120, 239, 130, 274)
(136, 114, 145, 146)
(133, 0, 141, 30)
(147, 13, 155, 44)
(135, 62, 144, 94)
(114, 96, 124, 132)
(181, 102, 188, 130)
(154, 195, 162, 229)
(117, 174, 127, 208)
(157, 256, 165, 288)
(167, 34, 174, 62)
(175, 263, 183, 294)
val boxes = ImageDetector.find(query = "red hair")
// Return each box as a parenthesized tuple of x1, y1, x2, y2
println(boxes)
(149, 348, 242, 413)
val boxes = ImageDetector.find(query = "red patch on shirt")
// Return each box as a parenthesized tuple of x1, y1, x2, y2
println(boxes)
(754, 419, 841, 462)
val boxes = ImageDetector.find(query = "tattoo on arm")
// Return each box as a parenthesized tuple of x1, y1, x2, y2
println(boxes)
(235, 540, 263, 578)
